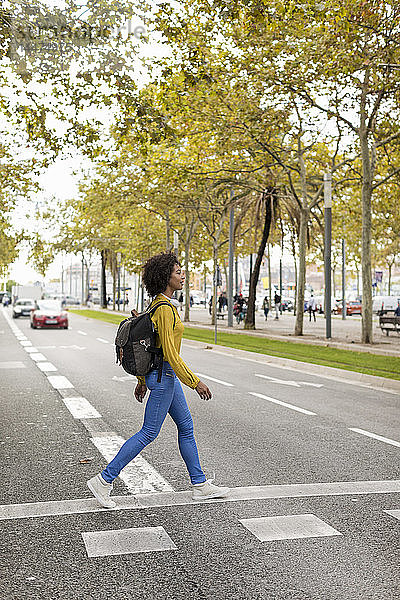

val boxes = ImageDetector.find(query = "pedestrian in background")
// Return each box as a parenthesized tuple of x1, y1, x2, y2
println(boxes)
(178, 291, 184, 312)
(262, 296, 269, 321)
(308, 294, 316, 322)
(87, 251, 229, 508)
(394, 302, 400, 317)
(274, 292, 281, 320)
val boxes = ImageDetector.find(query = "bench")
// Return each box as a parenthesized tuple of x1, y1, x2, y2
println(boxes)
(379, 315, 400, 336)
(216, 312, 225, 319)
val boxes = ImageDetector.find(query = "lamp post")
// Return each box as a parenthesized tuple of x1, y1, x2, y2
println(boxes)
(324, 173, 332, 339)
(228, 190, 234, 327)
(116, 252, 122, 312)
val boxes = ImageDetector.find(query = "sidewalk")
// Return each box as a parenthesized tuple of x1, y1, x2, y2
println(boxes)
(92, 304, 400, 357)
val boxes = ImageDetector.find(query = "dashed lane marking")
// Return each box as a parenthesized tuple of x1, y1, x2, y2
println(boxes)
(239, 514, 342, 542)
(77, 330, 87, 336)
(82, 526, 177, 558)
(19, 340, 32, 347)
(0, 361, 26, 369)
(0, 479, 398, 521)
(47, 375, 74, 389)
(90, 435, 174, 494)
(384, 509, 400, 520)
(249, 392, 317, 416)
(29, 353, 47, 362)
(63, 397, 102, 419)
(195, 373, 234, 387)
(96, 337, 109, 344)
(349, 428, 400, 448)
(24, 347, 38, 353)
(37, 362, 58, 372)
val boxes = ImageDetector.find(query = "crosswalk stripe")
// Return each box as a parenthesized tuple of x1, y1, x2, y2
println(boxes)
(82, 527, 177, 558)
(0, 479, 398, 521)
(90, 435, 174, 494)
(239, 514, 342, 541)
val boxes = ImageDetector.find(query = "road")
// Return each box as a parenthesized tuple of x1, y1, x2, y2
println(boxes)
(0, 307, 399, 600)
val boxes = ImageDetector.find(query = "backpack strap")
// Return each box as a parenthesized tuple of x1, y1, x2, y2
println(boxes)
(148, 301, 176, 329)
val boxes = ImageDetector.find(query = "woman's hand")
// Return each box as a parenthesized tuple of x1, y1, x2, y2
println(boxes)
(134, 383, 147, 403)
(195, 381, 212, 401)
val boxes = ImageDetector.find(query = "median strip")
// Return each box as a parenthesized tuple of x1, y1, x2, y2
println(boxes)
(69, 309, 400, 382)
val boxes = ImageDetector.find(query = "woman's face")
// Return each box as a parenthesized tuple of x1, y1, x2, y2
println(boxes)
(168, 263, 185, 291)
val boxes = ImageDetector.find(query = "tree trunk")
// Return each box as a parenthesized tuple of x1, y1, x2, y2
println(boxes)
(388, 263, 392, 296)
(294, 207, 309, 336)
(245, 190, 275, 330)
(360, 130, 373, 343)
(332, 266, 336, 297)
(100, 249, 107, 309)
(165, 210, 171, 251)
(267, 243, 272, 309)
(211, 246, 218, 326)
(184, 241, 190, 322)
(291, 234, 297, 315)
(356, 266, 360, 297)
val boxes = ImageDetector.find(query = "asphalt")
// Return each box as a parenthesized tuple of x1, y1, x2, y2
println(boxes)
(0, 307, 399, 600)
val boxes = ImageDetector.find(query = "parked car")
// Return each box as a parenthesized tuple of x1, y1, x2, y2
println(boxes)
(30, 299, 68, 329)
(12, 298, 36, 318)
(335, 301, 362, 315)
(63, 296, 80, 306)
(372, 295, 400, 315)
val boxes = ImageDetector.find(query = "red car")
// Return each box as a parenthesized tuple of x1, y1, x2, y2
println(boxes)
(335, 301, 362, 316)
(30, 299, 68, 329)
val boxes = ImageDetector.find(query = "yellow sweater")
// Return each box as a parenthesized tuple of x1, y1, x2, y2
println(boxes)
(137, 294, 200, 389)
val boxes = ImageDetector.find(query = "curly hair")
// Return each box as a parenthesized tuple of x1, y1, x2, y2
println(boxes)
(142, 252, 180, 297)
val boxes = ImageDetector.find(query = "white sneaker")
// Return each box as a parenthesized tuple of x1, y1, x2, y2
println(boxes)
(87, 473, 116, 509)
(192, 479, 230, 501)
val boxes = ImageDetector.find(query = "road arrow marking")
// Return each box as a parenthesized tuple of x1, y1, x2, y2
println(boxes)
(112, 375, 135, 381)
(255, 374, 323, 388)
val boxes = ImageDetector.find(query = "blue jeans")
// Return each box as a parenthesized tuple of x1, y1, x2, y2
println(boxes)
(101, 362, 206, 485)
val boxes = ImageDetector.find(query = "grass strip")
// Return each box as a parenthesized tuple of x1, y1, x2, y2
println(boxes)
(70, 309, 400, 381)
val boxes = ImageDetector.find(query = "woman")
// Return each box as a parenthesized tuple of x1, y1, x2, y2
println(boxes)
(88, 252, 229, 508)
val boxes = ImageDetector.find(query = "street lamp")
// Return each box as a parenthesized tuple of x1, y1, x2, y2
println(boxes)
(324, 172, 332, 339)
(116, 252, 122, 312)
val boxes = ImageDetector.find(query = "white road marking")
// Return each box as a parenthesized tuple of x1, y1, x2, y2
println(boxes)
(384, 509, 400, 520)
(249, 392, 317, 415)
(37, 362, 58, 372)
(0, 361, 26, 369)
(77, 330, 87, 336)
(29, 353, 47, 362)
(112, 375, 135, 382)
(255, 374, 300, 387)
(47, 375, 74, 389)
(24, 347, 38, 353)
(349, 428, 400, 448)
(20, 340, 32, 347)
(255, 374, 324, 388)
(207, 349, 400, 395)
(82, 527, 177, 558)
(239, 514, 342, 542)
(195, 373, 234, 387)
(90, 435, 174, 494)
(1, 479, 399, 520)
(96, 338, 109, 344)
(63, 397, 101, 419)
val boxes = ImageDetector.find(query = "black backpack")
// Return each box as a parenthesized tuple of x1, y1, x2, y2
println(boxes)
(115, 301, 176, 383)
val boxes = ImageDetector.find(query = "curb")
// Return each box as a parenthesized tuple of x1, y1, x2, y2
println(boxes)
(183, 339, 400, 395)
(184, 322, 400, 358)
